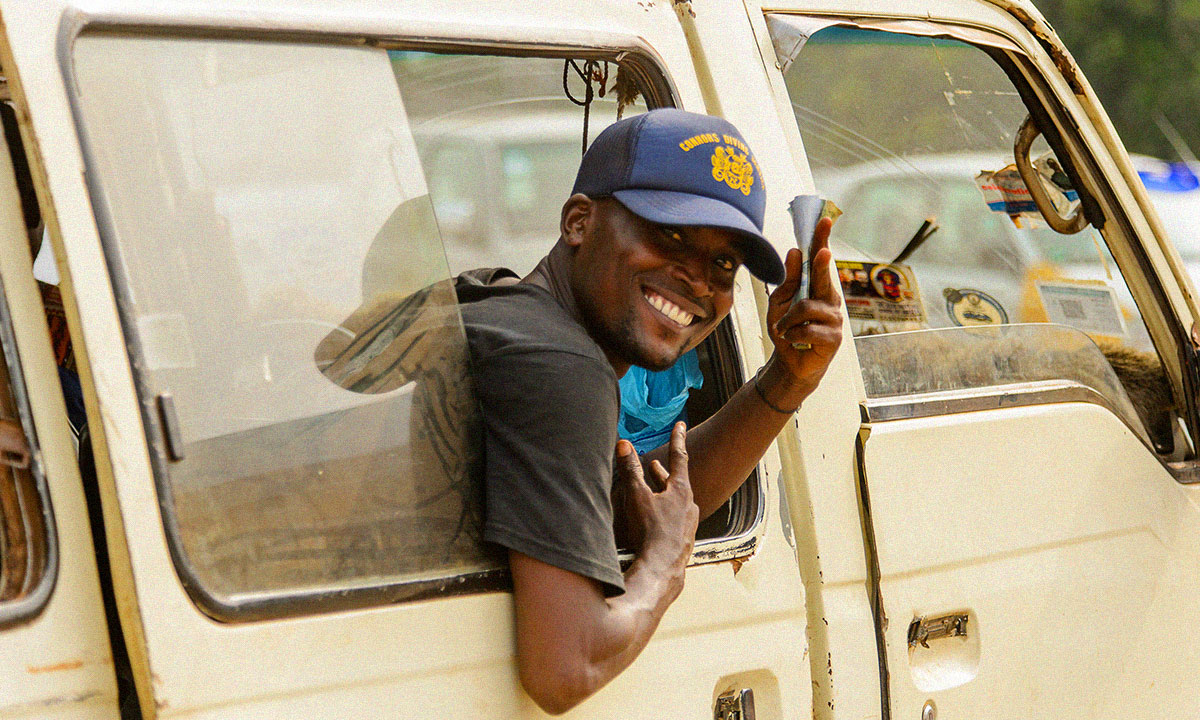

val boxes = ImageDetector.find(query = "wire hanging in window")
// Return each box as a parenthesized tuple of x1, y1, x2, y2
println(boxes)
(563, 59, 610, 156)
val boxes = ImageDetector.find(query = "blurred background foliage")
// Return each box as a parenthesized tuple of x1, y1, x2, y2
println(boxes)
(1038, 0, 1200, 161)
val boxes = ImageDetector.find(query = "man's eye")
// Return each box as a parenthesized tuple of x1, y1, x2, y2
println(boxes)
(661, 229, 684, 245)
(715, 256, 736, 272)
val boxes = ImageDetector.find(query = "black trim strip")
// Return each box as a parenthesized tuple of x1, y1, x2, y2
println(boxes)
(852, 426, 890, 720)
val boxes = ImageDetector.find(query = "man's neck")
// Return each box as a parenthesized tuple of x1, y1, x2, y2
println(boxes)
(523, 240, 630, 377)
(522, 241, 582, 323)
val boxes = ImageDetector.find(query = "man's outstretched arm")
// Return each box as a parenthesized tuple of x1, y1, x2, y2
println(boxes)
(645, 217, 844, 519)
(511, 425, 697, 715)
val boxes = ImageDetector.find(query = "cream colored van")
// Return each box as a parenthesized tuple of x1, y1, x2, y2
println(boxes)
(2, 1, 1199, 718)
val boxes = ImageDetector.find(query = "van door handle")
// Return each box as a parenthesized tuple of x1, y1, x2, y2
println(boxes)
(908, 613, 969, 649)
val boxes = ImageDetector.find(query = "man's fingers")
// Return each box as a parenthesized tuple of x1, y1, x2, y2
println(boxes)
(782, 322, 842, 351)
(616, 439, 648, 487)
(667, 422, 690, 487)
(812, 215, 832, 252)
(768, 248, 803, 309)
(648, 459, 670, 488)
(775, 299, 842, 334)
(811, 222, 840, 303)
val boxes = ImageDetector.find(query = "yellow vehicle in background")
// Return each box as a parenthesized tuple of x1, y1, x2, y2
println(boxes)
(2, 1, 1200, 719)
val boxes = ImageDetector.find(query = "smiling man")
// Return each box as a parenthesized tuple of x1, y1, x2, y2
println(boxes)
(454, 109, 843, 714)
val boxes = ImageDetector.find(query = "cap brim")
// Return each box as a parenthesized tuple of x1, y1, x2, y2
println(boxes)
(613, 189, 785, 285)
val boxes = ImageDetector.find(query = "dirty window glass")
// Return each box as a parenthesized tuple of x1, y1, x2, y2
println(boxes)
(772, 22, 1180, 455)
(498, 141, 584, 238)
(71, 35, 499, 618)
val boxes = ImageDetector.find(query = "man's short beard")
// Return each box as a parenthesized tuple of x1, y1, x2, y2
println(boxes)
(578, 294, 682, 372)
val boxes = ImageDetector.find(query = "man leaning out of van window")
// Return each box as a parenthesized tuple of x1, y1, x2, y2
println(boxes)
(455, 109, 843, 714)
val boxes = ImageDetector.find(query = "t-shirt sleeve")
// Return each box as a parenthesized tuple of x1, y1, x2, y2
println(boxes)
(473, 347, 624, 596)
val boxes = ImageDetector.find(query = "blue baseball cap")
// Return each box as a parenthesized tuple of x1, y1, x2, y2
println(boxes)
(572, 108, 784, 285)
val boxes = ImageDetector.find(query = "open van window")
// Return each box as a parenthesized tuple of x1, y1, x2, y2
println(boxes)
(68, 35, 762, 621)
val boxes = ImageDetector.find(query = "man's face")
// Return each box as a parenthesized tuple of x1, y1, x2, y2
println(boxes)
(565, 196, 744, 372)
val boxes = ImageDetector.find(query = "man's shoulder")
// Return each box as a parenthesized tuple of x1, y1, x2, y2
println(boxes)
(456, 273, 606, 366)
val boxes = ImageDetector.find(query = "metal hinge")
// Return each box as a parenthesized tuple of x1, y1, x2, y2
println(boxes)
(715, 688, 756, 720)
(907, 613, 969, 649)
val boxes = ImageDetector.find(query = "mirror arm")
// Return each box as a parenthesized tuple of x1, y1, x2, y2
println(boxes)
(1014, 114, 1088, 235)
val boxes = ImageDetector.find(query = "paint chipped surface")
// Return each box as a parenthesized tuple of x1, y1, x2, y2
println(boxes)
(1002, 3, 1085, 94)
(27, 659, 84, 673)
(693, 536, 757, 563)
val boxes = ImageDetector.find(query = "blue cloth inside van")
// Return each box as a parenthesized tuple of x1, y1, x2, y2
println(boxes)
(617, 349, 704, 455)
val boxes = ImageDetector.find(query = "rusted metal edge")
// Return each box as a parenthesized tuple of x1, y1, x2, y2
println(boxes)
(989, 0, 1085, 95)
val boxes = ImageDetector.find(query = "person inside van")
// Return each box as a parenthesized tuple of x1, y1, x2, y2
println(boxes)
(455, 109, 844, 713)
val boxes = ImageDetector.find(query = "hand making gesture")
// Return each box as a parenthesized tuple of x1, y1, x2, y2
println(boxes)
(758, 216, 844, 413)
(613, 423, 698, 570)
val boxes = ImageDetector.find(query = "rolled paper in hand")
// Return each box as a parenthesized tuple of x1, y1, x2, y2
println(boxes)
(786, 195, 841, 308)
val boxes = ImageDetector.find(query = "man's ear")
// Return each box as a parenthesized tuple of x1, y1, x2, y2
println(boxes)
(560, 193, 594, 248)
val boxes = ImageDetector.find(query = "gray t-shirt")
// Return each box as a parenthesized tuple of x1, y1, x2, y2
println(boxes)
(457, 277, 625, 595)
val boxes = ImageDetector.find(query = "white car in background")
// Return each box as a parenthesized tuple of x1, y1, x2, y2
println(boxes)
(816, 153, 1197, 351)
(816, 153, 1067, 329)
(1133, 154, 1200, 279)
(414, 111, 621, 276)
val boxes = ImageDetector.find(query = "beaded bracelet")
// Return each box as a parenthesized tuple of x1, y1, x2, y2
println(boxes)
(753, 367, 800, 415)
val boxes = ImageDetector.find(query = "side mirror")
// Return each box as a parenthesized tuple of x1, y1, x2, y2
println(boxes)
(1014, 114, 1088, 235)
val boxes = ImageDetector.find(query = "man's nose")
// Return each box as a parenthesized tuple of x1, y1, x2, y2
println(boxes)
(670, 257, 713, 298)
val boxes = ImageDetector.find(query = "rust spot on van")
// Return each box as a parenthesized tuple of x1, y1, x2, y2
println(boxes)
(27, 659, 84, 673)
(1004, 4, 1085, 95)
(693, 536, 756, 562)
(730, 556, 746, 574)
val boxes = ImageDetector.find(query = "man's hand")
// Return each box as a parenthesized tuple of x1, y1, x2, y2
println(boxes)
(761, 216, 844, 412)
(652, 216, 844, 519)
(615, 424, 699, 575)
(511, 423, 698, 714)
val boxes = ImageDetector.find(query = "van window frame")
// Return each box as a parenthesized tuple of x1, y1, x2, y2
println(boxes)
(60, 26, 768, 622)
(1001, 46, 1200, 482)
(0, 271, 58, 630)
(994, 41, 1200, 475)
(769, 14, 1200, 480)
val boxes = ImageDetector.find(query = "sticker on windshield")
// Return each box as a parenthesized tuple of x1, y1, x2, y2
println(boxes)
(943, 288, 1008, 326)
(1036, 280, 1127, 338)
(976, 159, 1078, 229)
(837, 260, 926, 334)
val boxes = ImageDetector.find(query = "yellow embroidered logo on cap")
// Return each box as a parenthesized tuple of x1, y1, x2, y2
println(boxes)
(711, 146, 755, 195)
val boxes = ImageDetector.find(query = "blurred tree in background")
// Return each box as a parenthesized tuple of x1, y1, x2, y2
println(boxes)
(1038, 0, 1200, 160)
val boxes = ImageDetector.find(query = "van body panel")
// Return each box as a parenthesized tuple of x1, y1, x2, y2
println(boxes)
(0, 64, 118, 719)
(862, 402, 1200, 717)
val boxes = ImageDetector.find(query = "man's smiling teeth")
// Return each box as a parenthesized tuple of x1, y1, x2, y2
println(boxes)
(645, 291, 694, 326)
